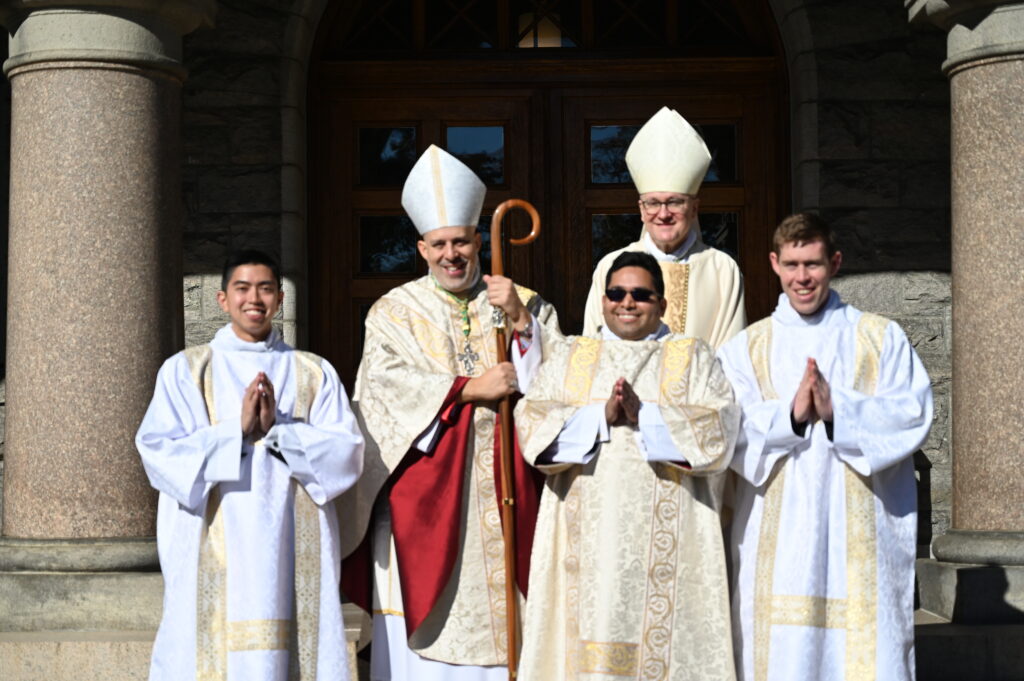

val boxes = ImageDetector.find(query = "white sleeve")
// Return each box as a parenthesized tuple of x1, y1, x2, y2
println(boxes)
(263, 360, 365, 505)
(830, 323, 933, 475)
(717, 339, 808, 486)
(135, 355, 243, 512)
(637, 402, 689, 463)
(535, 403, 607, 465)
(511, 313, 542, 395)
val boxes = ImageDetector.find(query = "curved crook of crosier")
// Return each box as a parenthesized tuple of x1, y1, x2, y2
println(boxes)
(490, 198, 541, 277)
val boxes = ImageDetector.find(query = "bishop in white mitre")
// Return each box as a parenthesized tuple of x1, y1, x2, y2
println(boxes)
(516, 251, 740, 681)
(334, 145, 559, 681)
(583, 106, 746, 349)
(717, 213, 933, 681)
(136, 250, 365, 681)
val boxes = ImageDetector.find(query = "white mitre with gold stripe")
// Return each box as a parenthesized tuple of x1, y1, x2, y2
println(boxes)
(401, 144, 486, 235)
(626, 107, 711, 196)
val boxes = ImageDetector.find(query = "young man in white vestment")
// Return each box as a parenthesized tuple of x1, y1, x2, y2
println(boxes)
(335, 145, 559, 681)
(583, 106, 746, 349)
(135, 250, 366, 681)
(515, 251, 741, 681)
(717, 213, 934, 681)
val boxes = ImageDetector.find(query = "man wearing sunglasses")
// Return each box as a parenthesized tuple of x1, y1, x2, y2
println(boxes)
(582, 107, 746, 349)
(515, 251, 740, 681)
(718, 213, 933, 681)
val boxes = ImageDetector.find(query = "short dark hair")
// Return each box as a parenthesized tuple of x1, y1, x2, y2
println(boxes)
(605, 251, 665, 297)
(773, 212, 838, 258)
(221, 249, 282, 292)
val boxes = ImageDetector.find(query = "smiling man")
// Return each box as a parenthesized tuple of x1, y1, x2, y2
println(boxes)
(583, 107, 745, 348)
(717, 213, 934, 681)
(338, 145, 559, 681)
(136, 250, 365, 681)
(515, 251, 740, 681)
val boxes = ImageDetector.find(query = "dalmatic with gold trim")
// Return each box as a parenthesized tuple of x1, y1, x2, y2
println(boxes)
(515, 332, 740, 681)
(136, 324, 365, 681)
(337, 275, 559, 671)
(583, 231, 746, 349)
(717, 292, 933, 681)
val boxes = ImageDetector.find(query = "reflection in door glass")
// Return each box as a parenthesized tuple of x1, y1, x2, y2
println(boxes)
(446, 126, 505, 185)
(700, 212, 739, 259)
(591, 213, 642, 263)
(359, 128, 417, 185)
(590, 126, 640, 184)
(477, 216, 492, 273)
(590, 123, 737, 184)
(359, 216, 419, 273)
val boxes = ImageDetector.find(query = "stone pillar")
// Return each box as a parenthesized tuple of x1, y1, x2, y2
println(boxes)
(907, 0, 1024, 639)
(0, 2, 213, 678)
(0, 1, 212, 542)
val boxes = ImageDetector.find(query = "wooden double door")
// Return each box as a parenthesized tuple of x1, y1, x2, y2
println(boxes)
(310, 58, 786, 387)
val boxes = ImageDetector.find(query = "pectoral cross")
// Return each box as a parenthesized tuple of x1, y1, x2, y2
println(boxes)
(457, 341, 479, 375)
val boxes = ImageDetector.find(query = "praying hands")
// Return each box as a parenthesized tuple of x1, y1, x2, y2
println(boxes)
(605, 377, 641, 426)
(241, 371, 277, 440)
(792, 357, 833, 425)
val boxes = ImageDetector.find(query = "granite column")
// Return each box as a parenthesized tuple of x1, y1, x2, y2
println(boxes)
(907, 0, 1024, 631)
(0, 2, 214, 677)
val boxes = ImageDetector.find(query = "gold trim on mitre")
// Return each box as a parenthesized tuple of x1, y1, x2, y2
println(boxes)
(401, 144, 486, 236)
(626, 107, 711, 196)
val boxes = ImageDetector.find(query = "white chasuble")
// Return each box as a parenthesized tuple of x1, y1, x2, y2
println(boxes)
(717, 293, 933, 681)
(136, 324, 365, 681)
(583, 231, 746, 348)
(337, 275, 558, 676)
(515, 332, 740, 681)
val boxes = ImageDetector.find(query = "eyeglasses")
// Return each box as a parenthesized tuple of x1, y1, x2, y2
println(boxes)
(605, 287, 659, 303)
(638, 198, 690, 215)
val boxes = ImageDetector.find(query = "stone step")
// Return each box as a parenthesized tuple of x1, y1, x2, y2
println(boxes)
(915, 610, 1024, 681)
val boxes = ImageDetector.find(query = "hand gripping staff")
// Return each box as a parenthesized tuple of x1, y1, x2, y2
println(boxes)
(490, 198, 540, 680)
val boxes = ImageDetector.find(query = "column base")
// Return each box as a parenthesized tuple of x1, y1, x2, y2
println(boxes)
(0, 540, 369, 679)
(917, 530, 1024, 624)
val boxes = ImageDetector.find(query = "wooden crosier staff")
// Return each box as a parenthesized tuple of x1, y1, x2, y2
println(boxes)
(490, 198, 540, 680)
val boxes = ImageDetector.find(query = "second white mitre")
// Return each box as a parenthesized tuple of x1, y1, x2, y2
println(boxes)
(626, 106, 712, 195)
(401, 144, 487, 234)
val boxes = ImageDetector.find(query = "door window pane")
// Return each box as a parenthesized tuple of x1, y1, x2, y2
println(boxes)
(477, 216, 492, 273)
(513, 1, 581, 47)
(591, 125, 640, 184)
(359, 127, 417, 186)
(700, 212, 739, 259)
(446, 126, 505, 185)
(592, 213, 642, 263)
(359, 216, 419, 274)
(427, 0, 498, 49)
(695, 124, 737, 183)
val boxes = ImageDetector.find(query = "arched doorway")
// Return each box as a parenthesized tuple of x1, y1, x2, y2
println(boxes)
(309, 0, 788, 386)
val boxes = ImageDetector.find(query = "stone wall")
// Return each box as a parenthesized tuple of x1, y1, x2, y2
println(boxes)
(778, 0, 951, 271)
(180, 0, 296, 347)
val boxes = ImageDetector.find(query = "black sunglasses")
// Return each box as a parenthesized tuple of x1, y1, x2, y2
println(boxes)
(605, 287, 659, 303)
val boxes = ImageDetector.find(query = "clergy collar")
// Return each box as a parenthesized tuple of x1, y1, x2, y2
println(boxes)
(772, 289, 844, 327)
(641, 224, 699, 263)
(600, 321, 671, 341)
(210, 323, 283, 352)
(431, 267, 484, 301)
